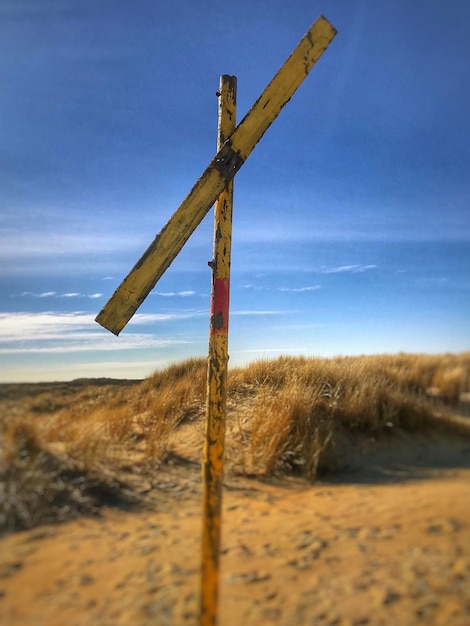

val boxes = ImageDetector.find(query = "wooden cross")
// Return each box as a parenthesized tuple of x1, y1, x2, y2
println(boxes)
(96, 15, 336, 335)
(95, 15, 337, 626)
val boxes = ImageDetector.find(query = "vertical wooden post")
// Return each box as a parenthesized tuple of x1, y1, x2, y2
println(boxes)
(200, 75, 237, 626)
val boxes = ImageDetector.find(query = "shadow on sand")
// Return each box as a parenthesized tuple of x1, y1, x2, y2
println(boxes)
(322, 428, 470, 485)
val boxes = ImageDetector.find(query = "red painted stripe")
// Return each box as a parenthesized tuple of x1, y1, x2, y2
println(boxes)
(210, 278, 229, 334)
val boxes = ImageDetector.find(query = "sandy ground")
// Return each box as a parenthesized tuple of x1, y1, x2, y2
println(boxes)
(1, 430, 470, 626)
(1, 380, 470, 625)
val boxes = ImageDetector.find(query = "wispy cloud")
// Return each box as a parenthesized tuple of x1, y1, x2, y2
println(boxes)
(15, 291, 104, 299)
(0, 214, 155, 277)
(0, 221, 144, 261)
(233, 206, 470, 244)
(0, 310, 204, 355)
(277, 286, 321, 293)
(231, 309, 291, 316)
(320, 264, 377, 274)
(152, 290, 197, 297)
(0, 336, 190, 355)
(128, 311, 207, 325)
(243, 284, 320, 293)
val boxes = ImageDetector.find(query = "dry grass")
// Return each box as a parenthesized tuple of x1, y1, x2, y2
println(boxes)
(231, 353, 470, 477)
(1, 353, 469, 532)
(0, 420, 136, 532)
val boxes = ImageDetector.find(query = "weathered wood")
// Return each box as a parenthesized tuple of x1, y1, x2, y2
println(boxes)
(96, 15, 336, 335)
(200, 74, 236, 626)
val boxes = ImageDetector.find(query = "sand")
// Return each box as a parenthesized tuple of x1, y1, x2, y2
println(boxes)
(1, 378, 470, 625)
(1, 431, 470, 626)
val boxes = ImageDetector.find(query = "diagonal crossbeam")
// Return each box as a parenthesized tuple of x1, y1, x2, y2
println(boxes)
(96, 15, 337, 335)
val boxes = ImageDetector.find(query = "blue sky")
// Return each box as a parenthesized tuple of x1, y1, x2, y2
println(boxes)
(1, 0, 469, 382)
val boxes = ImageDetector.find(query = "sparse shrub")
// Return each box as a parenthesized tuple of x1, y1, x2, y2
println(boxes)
(0, 420, 135, 533)
(248, 384, 333, 479)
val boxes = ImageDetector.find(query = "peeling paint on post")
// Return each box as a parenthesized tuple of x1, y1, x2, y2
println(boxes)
(200, 75, 236, 626)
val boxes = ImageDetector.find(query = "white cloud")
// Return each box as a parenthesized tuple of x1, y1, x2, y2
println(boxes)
(320, 264, 377, 274)
(0, 215, 155, 277)
(0, 310, 204, 355)
(128, 310, 207, 325)
(243, 284, 320, 293)
(152, 290, 197, 297)
(0, 335, 190, 355)
(0, 227, 143, 260)
(18, 291, 60, 298)
(14, 291, 104, 299)
(231, 309, 291, 316)
(356, 265, 378, 272)
(277, 286, 320, 293)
